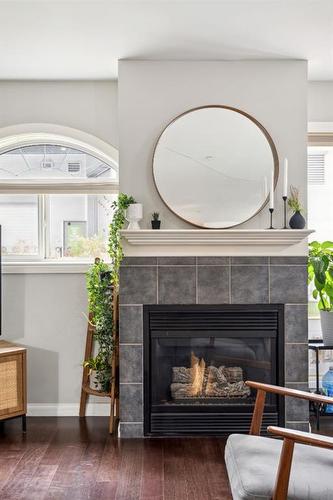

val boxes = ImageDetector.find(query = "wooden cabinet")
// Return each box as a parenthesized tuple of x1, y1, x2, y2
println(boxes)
(0, 341, 27, 431)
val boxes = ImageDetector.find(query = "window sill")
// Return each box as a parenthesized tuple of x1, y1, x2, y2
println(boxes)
(3, 261, 94, 274)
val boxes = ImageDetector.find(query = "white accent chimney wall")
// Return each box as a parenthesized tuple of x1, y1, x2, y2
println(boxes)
(119, 60, 308, 229)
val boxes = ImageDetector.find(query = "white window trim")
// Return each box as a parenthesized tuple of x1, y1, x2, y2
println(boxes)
(0, 179, 119, 195)
(3, 261, 93, 274)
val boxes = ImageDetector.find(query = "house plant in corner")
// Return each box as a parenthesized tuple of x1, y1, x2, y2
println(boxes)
(85, 258, 114, 392)
(308, 240, 333, 344)
(84, 193, 135, 392)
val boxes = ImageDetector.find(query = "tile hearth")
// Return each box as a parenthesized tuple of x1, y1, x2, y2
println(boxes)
(119, 256, 308, 438)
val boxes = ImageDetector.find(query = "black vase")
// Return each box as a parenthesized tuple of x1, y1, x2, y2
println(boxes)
(289, 211, 306, 229)
(151, 220, 161, 230)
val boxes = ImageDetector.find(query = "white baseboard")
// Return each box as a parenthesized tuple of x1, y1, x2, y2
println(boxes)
(27, 402, 110, 417)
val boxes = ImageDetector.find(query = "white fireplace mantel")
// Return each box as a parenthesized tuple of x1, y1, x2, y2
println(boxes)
(121, 229, 315, 257)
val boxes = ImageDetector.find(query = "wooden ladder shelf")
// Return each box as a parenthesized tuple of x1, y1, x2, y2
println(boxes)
(79, 290, 119, 434)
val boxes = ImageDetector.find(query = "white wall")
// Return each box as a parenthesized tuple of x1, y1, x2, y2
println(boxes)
(0, 80, 118, 414)
(119, 60, 308, 229)
(308, 81, 333, 123)
(4, 273, 87, 405)
(0, 80, 118, 148)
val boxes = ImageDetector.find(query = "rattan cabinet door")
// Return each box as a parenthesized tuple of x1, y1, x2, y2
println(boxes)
(0, 353, 25, 418)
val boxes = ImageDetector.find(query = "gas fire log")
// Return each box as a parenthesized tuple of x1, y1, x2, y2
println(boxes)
(189, 353, 206, 397)
(172, 365, 243, 386)
(171, 352, 251, 400)
(170, 380, 250, 399)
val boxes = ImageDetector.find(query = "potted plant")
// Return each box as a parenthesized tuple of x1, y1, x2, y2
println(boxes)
(84, 258, 114, 392)
(124, 198, 143, 230)
(308, 241, 333, 344)
(83, 193, 136, 392)
(288, 186, 306, 229)
(151, 212, 161, 229)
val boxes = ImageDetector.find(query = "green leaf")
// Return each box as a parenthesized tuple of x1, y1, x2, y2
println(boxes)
(312, 256, 328, 284)
(313, 289, 319, 300)
(322, 241, 333, 249)
(324, 282, 333, 300)
(315, 277, 325, 291)
(327, 269, 333, 282)
(309, 241, 320, 249)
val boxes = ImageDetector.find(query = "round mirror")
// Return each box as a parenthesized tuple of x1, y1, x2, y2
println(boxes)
(153, 105, 278, 228)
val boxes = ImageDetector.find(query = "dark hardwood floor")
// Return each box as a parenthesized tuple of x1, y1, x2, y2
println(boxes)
(0, 417, 232, 500)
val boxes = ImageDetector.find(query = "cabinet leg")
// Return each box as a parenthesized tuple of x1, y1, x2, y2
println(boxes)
(22, 415, 27, 433)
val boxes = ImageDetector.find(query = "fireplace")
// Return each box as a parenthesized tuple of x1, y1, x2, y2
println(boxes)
(144, 304, 284, 436)
(119, 254, 308, 438)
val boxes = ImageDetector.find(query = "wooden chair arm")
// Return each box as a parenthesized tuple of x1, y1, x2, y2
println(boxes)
(246, 380, 333, 405)
(246, 380, 333, 436)
(268, 425, 333, 450)
(267, 426, 333, 500)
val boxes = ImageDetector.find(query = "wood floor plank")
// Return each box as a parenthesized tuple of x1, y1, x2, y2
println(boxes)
(96, 436, 121, 483)
(114, 439, 144, 500)
(48, 443, 87, 490)
(93, 481, 118, 499)
(77, 441, 106, 485)
(0, 458, 21, 490)
(0, 445, 51, 499)
(22, 464, 58, 500)
(140, 439, 163, 499)
(45, 485, 70, 499)
(183, 438, 212, 500)
(199, 438, 232, 500)
(163, 438, 188, 500)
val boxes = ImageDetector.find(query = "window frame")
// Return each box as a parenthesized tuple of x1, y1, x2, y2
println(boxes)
(0, 130, 118, 264)
(307, 131, 333, 326)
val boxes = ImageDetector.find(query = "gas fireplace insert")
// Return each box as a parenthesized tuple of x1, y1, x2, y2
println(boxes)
(143, 304, 284, 436)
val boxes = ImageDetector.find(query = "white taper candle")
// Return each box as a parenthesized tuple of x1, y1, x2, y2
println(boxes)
(264, 176, 268, 199)
(269, 171, 274, 209)
(283, 158, 288, 197)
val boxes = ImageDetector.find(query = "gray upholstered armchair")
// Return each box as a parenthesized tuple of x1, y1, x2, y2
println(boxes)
(225, 381, 333, 500)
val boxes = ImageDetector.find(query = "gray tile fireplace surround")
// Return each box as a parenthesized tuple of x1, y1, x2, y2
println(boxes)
(119, 256, 308, 438)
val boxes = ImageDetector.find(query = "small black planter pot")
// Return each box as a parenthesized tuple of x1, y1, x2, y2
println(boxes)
(151, 220, 161, 230)
(289, 211, 306, 229)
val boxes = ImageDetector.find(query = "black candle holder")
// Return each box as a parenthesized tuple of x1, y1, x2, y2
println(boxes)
(282, 195, 288, 229)
(268, 208, 274, 229)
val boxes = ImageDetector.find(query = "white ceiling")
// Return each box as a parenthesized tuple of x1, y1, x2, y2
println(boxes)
(0, 0, 332, 80)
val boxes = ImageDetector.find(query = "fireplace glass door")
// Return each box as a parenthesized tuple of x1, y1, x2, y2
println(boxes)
(144, 305, 284, 436)
(151, 334, 275, 407)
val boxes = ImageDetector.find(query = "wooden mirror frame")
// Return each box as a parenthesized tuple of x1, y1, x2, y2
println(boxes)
(152, 105, 279, 228)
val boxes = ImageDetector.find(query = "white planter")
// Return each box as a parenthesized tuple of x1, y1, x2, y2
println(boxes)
(89, 370, 102, 391)
(320, 310, 333, 345)
(125, 203, 143, 230)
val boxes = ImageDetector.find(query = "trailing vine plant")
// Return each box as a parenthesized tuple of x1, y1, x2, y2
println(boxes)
(84, 193, 135, 392)
(108, 193, 135, 286)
